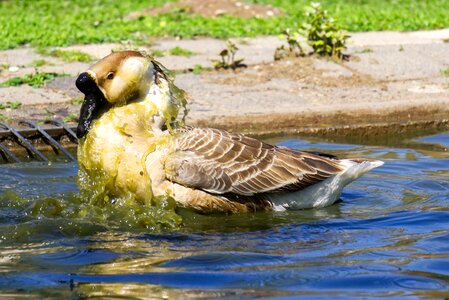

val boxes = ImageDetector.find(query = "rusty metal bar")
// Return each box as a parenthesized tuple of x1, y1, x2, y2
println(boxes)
(0, 122, 48, 162)
(44, 119, 78, 144)
(0, 125, 77, 140)
(19, 121, 76, 161)
(0, 142, 20, 163)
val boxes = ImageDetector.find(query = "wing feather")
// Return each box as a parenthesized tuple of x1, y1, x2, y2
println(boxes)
(165, 127, 344, 196)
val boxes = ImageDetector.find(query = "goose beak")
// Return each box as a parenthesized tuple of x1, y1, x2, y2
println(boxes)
(75, 72, 107, 139)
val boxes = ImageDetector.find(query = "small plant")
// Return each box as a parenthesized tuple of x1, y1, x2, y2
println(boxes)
(150, 49, 166, 57)
(301, 2, 349, 59)
(441, 67, 449, 77)
(0, 72, 63, 88)
(274, 29, 305, 60)
(169, 46, 194, 56)
(0, 101, 22, 109)
(274, 3, 349, 60)
(212, 40, 246, 70)
(0, 113, 10, 122)
(31, 59, 47, 67)
(38, 48, 93, 63)
(192, 64, 203, 75)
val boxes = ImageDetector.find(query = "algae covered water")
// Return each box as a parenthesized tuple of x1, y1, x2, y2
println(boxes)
(0, 132, 448, 299)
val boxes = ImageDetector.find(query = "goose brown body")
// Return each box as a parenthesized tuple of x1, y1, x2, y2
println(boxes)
(76, 51, 383, 213)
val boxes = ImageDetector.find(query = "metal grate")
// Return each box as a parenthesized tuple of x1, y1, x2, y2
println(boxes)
(0, 120, 78, 163)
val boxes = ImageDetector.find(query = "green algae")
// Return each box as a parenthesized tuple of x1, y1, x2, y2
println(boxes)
(77, 165, 181, 231)
(150, 59, 189, 129)
(0, 187, 181, 245)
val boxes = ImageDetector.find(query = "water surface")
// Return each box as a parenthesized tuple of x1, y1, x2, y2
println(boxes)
(0, 132, 448, 299)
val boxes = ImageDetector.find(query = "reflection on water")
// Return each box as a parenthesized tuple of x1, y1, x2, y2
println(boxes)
(0, 133, 448, 299)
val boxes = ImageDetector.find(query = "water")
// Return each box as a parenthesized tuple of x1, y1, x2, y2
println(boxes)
(0, 132, 448, 299)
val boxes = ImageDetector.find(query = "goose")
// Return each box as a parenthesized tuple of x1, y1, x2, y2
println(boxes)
(75, 50, 383, 213)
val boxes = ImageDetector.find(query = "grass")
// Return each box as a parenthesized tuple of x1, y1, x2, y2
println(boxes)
(441, 67, 449, 76)
(0, 113, 10, 122)
(1, 0, 449, 50)
(38, 48, 93, 62)
(0, 101, 22, 110)
(192, 64, 203, 75)
(168, 46, 194, 56)
(150, 49, 166, 57)
(31, 59, 48, 67)
(0, 72, 65, 88)
(150, 47, 194, 57)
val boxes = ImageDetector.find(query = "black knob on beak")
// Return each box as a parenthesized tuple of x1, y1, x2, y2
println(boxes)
(76, 72, 96, 94)
(75, 71, 107, 139)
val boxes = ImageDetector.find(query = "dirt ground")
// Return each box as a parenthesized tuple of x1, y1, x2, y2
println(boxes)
(127, 0, 282, 19)
(0, 28, 449, 136)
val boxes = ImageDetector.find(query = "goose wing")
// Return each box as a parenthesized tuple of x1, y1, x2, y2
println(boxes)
(164, 127, 344, 196)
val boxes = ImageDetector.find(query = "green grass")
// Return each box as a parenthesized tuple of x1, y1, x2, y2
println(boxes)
(0, 101, 22, 110)
(38, 49, 93, 62)
(168, 46, 194, 56)
(0, 72, 65, 88)
(1, 0, 449, 50)
(150, 49, 166, 57)
(150, 46, 194, 57)
(441, 67, 449, 76)
(31, 59, 48, 67)
(192, 64, 203, 75)
(0, 113, 10, 122)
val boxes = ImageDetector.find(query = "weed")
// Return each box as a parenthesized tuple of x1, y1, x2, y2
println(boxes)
(192, 64, 203, 75)
(399, 45, 404, 52)
(38, 48, 93, 63)
(150, 49, 166, 57)
(0, 101, 22, 110)
(274, 29, 305, 60)
(0, 113, 10, 122)
(0, 72, 64, 88)
(275, 3, 348, 60)
(31, 59, 47, 67)
(300, 2, 349, 59)
(441, 67, 449, 76)
(169, 46, 194, 56)
(212, 40, 246, 70)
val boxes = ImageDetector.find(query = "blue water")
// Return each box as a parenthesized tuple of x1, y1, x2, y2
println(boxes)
(0, 133, 448, 299)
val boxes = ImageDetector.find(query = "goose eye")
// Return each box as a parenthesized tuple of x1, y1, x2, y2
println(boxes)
(106, 72, 114, 80)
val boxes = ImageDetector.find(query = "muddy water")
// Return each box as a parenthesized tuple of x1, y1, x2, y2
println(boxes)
(0, 132, 448, 299)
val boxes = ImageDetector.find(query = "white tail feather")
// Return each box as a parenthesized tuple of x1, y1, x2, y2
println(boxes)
(270, 159, 384, 211)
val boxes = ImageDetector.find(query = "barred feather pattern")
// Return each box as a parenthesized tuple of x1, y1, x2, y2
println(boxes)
(165, 127, 345, 196)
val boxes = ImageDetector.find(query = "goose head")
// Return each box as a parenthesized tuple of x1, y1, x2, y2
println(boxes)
(75, 50, 184, 139)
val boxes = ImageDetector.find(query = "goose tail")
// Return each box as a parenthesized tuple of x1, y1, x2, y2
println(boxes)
(269, 158, 383, 211)
(339, 158, 384, 183)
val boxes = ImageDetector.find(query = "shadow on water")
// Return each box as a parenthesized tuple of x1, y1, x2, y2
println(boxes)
(0, 131, 448, 299)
